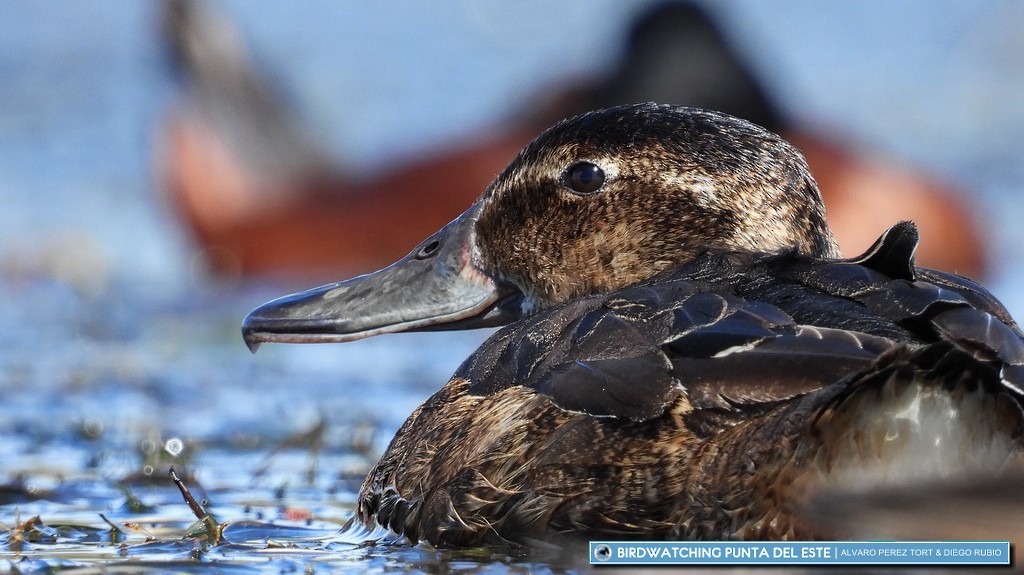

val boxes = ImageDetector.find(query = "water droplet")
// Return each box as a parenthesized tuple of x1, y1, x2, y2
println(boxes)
(165, 437, 184, 456)
(82, 418, 103, 439)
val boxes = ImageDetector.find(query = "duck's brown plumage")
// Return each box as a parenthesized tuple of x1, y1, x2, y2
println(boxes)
(475, 105, 838, 306)
(358, 228, 1024, 545)
(242, 104, 1024, 547)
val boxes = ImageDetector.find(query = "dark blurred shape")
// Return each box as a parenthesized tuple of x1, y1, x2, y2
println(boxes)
(801, 476, 1024, 565)
(161, 0, 332, 188)
(158, 0, 987, 281)
(586, 2, 783, 131)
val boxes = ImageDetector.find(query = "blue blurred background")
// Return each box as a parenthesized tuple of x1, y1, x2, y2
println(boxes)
(1, 0, 1022, 302)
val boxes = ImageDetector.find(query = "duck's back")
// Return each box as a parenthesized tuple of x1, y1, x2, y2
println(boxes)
(357, 224, 1024, 545)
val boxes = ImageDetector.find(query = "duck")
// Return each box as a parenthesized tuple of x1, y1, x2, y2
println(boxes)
(241, 103, 1024, 547)
(161, 0, 987, 280)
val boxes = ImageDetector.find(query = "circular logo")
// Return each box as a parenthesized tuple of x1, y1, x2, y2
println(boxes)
(594, 544, 612, 562)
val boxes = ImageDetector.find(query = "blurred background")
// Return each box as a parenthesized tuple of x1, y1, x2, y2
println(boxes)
(0, 0, 1023, 568)
(3, 0, 1023, 297)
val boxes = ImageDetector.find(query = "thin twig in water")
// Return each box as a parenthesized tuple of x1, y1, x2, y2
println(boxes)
(98, 513, 122, 533)
(170, 466, 222, 544)
(170, 466, 205, 520)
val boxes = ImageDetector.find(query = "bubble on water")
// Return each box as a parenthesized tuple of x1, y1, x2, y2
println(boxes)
(82, 418, 104, 439)
(164, 437, 184, 456)
(143, 465, 154, 476)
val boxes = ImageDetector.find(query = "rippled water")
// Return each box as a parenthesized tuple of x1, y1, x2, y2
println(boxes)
(0, 279, 591, 572)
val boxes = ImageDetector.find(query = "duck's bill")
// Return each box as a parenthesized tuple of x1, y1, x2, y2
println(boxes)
(241, 208, 523, 352)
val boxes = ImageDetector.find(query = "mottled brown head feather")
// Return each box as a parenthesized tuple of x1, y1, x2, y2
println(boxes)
(474, 103, 838, 308)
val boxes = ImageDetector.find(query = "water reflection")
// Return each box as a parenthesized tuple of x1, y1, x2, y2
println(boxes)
(0, 276, 505, 572)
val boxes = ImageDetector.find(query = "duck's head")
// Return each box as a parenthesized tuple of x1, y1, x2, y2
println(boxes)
(242, 103, 838, 348)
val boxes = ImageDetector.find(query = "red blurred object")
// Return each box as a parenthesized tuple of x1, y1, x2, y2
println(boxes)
(158, 0, 987, 282)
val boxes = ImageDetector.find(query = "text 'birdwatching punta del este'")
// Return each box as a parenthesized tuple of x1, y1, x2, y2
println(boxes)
(589, 541, 1009, 565)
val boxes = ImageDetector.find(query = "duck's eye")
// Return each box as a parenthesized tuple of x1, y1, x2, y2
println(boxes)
(566, 162, 605, 194)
